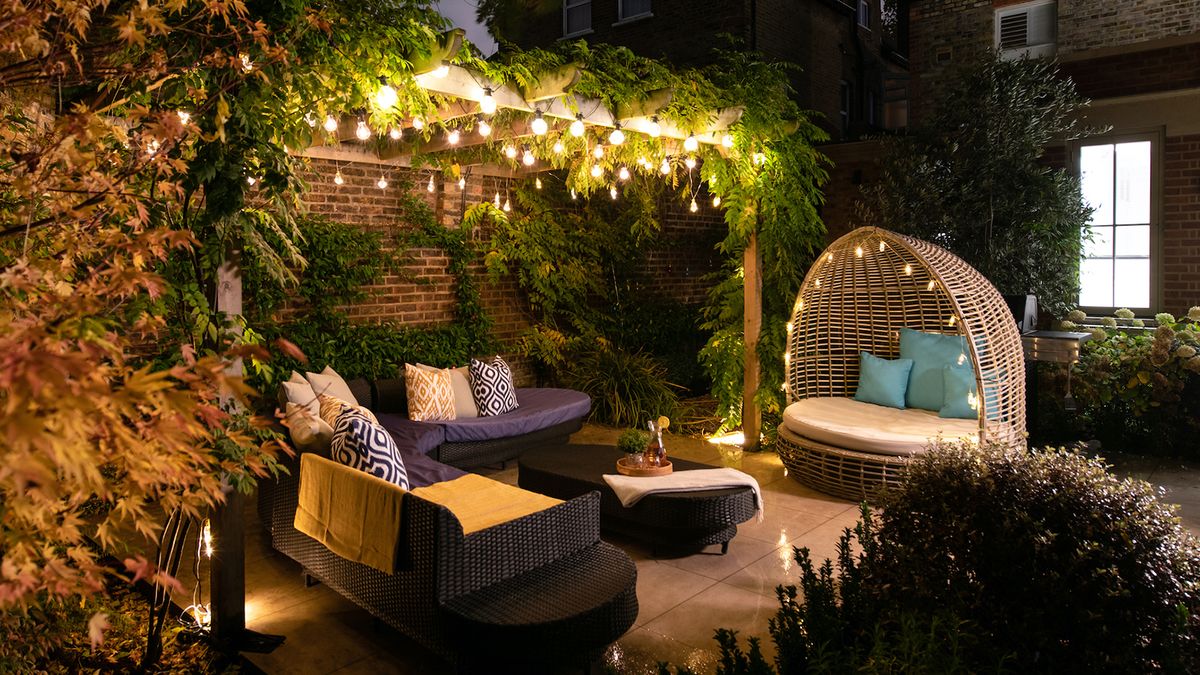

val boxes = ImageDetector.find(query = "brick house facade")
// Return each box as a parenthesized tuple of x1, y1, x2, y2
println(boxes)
(908, 0, 1200, 315)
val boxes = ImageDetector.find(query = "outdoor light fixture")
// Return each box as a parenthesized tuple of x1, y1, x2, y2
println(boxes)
(618, 166, 630, 181)
(201, 519, 214, 559)
(684, 134, 699, 152)
(570, 188, 577, 200)
(502, 196, 511, 212)
(432, 61, 451, 78)
(447, 128, 460, 145)
(753, 152, 767, 165)
(570, 114, 585, 137)
(478, 117, 492, 137)
(522, 146, 535, 166)
(592, 144, 604, 159)
(713, 195, 721, 207)
(458, 176, 466, 190)
(610, 186, 618, 200)
(590, 164, 603, 178)
(323, 114, 338, 132)
(177, 111, 191, 124)
(535, 177, 543, 190)
(376, 78, 399, 110)
(721, 133, 734, 148)
(355, 119, 371, 140)
(412, 116, 425, 130)
(855, 246, 864, 257)
(245, 175, 257, 186)
(504, 145, 517, 160)
(377, 175, 389, 189)
(690, 197, 699, 213)
(389, 127, 402, 140)
(530, 110, 548, 136)
(660, 158, 671, 175)
(494, 192, 501, 208)
(333, 170, 344, 186)
(553, 140, 564, 154)
(684, 155, 696, 169)
(479, 88, 497, 114)
(647, 116, 661, 138)
(608, 123, 625, 145)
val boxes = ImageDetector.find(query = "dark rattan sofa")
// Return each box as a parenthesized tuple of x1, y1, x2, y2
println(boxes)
(258, 455, 638, 670)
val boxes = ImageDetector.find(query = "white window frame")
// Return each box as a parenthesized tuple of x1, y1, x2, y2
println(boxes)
(617, 0, 652, 23)
(995, 0, 1057, 61)
(563, 0, 592, 38)
(857, 0, 870, 29)
(1069, 130, 1163, 314)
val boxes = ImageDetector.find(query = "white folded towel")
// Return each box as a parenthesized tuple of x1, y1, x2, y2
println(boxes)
(603, 468, 764, 519)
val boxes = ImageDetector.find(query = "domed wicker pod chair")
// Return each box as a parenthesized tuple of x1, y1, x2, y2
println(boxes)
(778, 227, 1026, 501)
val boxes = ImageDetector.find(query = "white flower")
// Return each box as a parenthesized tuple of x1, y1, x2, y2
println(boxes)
(1114, 308, 1135, 319)
(1189, 306, 1200, 322)
(1101, 317, 1117, 328)
(1089, 327, 1108, 342)
(1155, 312, 1176, 326)
(1132, 319, 1145, 328)
(1067, 309, 1087, 322)
(1059, 320, 1077, 330)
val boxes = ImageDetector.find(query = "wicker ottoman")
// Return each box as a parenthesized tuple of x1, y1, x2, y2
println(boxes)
(518, 444, 758, 553)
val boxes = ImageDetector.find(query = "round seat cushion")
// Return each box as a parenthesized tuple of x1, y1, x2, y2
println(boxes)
(782, 397, 978, 456)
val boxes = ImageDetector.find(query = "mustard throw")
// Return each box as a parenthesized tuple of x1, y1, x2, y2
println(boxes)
(412, 474, 562, 535)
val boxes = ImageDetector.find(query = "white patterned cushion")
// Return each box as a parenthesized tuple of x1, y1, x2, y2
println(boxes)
(469, 356, 519, 417)
(405, 363, 456, 421)
(330, 409, 409, 490)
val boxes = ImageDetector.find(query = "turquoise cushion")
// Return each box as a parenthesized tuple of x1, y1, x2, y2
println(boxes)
(899, 328, 972, 411)
(940, 365, 979, 419)
(853, 351, 914, 409)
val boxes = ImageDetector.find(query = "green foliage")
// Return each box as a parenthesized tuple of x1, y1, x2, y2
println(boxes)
(857, 53, 1095, 317)
(562, 343, 681, 427)
(617, 428, 650, 456)
(1069, 308, 1200, 455)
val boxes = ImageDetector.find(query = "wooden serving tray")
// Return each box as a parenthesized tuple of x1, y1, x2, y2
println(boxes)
(616, 457, 673, 477)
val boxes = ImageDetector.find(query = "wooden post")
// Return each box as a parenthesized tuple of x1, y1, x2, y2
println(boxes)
(743, 228, 762, 452)
(211, 249, 245, 649)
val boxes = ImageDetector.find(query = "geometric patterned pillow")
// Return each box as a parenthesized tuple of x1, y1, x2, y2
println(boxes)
(404, 363, 456, 422)
(317, 394, 379, 428)
(469, 355, 519, 417)
(330, 409, 409, 490)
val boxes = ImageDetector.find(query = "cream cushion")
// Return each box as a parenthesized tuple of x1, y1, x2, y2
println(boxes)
(414, 363, 478, 418)
(285, 402, 334, 453)
(782, 397, 978, 457)
(305, 365, 358, 406)
(281, 371, 320, 418)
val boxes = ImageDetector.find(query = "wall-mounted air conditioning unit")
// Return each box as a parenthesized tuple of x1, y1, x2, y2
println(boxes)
(996, 0, 1057, 61)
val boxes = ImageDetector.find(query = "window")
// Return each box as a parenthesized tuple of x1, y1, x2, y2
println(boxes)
(857, 0, 870, 29)
(563, 0, 591, 36)
(619, 0, 652, 21)
(1077, 137, 1157, 311)
(995, 0, 1056, 60)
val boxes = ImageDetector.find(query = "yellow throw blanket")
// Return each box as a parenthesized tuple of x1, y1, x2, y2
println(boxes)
(412, 474, 563, 535)
(294, 454, 406, 574)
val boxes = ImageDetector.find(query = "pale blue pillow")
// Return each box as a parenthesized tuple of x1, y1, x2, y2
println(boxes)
(854, 351, 914, 409)
(940, 365, 979, 419)
(900, 328, 972, 411)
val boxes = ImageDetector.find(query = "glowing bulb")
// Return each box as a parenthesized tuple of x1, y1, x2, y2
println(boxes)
(590, 164, 603, 178)
(712, 195, 721, 207)
(609, 123, 625, 145)
(432, 62, 450, 78)
(618, 166, 630, 181)
(531, 111, 548, 136)
(246, 175, 256, 186)
(458, 176, 466, 190)
(684, 134, 699, 152)
(502, 196, 511, 212)
(412, 116, 425, 130)
(355, 119, 371, 140)
(659, 158, 671, 175)
(333, 170, 344, 186)
(753, 152, 767, 165)
(201, 519, 213, 558)
(570, 188, 577, 200)
(477, 118, 492, 137)
(904, 263, 913, 275)
(689, 198, 698, 213)
(815, 279, 822, 288)
(636, 156, 647, 167)
(610, 186, 618, 200)
(948, 315, 957, 327)
(522, 148, 535, 166)
(855, 246, 863, 257)
(239, 53, 253, 71)
(504, 145, 517, 160)
(377, 175, 388, 189)
(553, 140, 564, 154)
(177, 111, 191, 124)
(721, 133, 734, 148)
(447, 129, 460, 145)
(592, 144, 604, 159)
(427, 174, 435, 192)
(145, 139, 160, 156)
(927, 280, 936, 291)
(389, 127, 402, 140)
(879, 241, 886, 251)
(375, 81, 398, 110)
(648, 116, 661, 138)
(570, 114, 585, 137)
(323, 115, 338, 133)
(827, 253, 833, 262)
(535, 177, 543, 190)
(494, 192, 501, 208)
(684, 155, 696, 169)
(479, 88, 497, 115)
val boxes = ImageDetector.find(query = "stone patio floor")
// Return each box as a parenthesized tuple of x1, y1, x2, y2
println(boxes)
(231, 425, 1200, 674)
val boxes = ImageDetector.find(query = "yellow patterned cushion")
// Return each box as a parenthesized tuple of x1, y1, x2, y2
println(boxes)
(317, 394, 378, 428)
(404, 363, 456, 422)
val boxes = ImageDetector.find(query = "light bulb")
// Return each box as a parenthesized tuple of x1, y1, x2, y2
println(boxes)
(177, 110, 191, 124)
(648, 116, 661, 138)
(531, 111, 548, 136)
(592, 144, 603, 159)
(201, 519, 213, 558)
(590, 164, 603, 178)
(753, 152, 767, 165)
(522, 148, 535, 166)
(412, 116, 425, 130)
(145, 139, 159, 156)
(608, 123, 625, 145)
(355, 119, 371, 140)
(427, 174, 435, 192)
(375, 81, 398, 110)
(904, 263, 913, 275)
(447, 129, 460, 145)
(458, 176, 466, 190)
(504, 145, 517, 160)
(570, 188, 577, 200)
(659, 158, 670, 175)
(494, 192, 501, 208)
(535, 177, 542, 190)
(570, 114, 585, 137)
(855, 246, 864, 258)
(879, 241, 886, 251)
(684, 155, 696, 169)
(389, 127, 402, 140)
(689, 197, 698, 213)
(478, 119, 491, 137)
(502, 197, 511, 212)
(377, 175, 388, 189)
(246, 175, 256, 186)
(432, 63, 450, 78)
(333, 170, 344, 186)
(479, 88, 497, 115)
(636, 157, 646, 167)
(721, 133, 734, 148)
(684, 134, 699, 152)
(618, 166, 630, 181)
(553, 141, 564, 154)
(323, 114, 338, 132)
(239, 53, 253, 71)
(712, 195, 721, 207)
(610, 186, 618, 200)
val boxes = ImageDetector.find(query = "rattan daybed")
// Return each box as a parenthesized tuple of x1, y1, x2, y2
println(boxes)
(777, 227, 1025, 501)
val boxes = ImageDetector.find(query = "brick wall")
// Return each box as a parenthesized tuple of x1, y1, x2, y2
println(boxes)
(1058, 0, 1200, 55)
(908, 0, 993, 126)
(819, 140, 887, 241)
(1162, 133, 1200, 314)
(1058, 41, 1200, 99)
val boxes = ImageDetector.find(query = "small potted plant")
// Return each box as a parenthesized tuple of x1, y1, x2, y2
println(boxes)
(617, 428, 649, 466)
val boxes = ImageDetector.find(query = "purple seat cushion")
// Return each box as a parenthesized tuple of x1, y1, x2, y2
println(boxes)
(376, 412, 445, 456)
(400, 447, 466, 488)
(437, 388, 591, 443)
